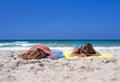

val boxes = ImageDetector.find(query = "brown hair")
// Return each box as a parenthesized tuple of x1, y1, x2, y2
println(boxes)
(21, 48, 46, 60)
(82, 43, 96, 54)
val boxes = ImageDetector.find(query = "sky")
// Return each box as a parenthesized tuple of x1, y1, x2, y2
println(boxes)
(0, 0, 120, 40)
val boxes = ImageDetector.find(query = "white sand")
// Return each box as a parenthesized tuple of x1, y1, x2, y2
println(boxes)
(0, 50, 120, 82)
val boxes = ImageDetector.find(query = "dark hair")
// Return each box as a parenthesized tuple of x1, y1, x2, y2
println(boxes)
(82, 43, 96, 54)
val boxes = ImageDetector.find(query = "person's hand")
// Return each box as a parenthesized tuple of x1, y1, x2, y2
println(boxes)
(50, 53, 57, 56)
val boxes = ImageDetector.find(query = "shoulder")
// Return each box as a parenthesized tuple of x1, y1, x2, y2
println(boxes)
(72, 47, 81, 53)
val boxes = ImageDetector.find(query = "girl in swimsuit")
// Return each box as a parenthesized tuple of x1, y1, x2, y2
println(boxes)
(18, 44, 57, 60)
(70, 43, 100, 57)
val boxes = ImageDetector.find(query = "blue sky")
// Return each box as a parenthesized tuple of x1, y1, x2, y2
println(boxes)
(0, 0, 120, 40)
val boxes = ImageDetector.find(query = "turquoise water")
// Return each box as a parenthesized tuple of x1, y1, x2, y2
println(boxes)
(0, 40, 120, 50)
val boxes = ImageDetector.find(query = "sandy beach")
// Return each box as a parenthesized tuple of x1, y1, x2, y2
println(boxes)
(0, 49, 120, 82)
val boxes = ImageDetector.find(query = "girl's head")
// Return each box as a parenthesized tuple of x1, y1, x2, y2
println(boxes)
(81, 43, 96, 54)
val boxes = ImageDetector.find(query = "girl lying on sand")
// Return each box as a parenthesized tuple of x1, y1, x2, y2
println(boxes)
(70, 43, 101, 57)
(18, 44, 57, 60)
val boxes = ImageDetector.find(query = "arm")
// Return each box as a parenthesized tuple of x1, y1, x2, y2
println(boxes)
(23, 45, 50, 54)
(70, 47, 81, 57)
(95, 51, 101, 56)
(36, 45, 57, 56)
(70, 54, 78, 57)
(86, 51, 101, 56)
(43, 49, 57, 56)
(70, 53, 87, 57)
(23, 45, 37, 54)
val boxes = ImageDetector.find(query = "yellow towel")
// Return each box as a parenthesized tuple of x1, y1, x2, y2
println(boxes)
(63, 50, 112, 59)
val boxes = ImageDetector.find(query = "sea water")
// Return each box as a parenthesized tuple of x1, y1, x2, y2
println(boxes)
(0, 40, 120, 50)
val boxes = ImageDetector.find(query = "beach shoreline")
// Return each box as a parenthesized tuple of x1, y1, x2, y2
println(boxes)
(0, 50, 120, 82)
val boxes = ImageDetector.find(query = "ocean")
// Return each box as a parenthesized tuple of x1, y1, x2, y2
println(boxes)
(0, 40, 120, 50)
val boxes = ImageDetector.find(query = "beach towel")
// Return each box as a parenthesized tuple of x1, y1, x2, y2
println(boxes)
(63, 50, 112, 59)
(47, 51, 64, 59)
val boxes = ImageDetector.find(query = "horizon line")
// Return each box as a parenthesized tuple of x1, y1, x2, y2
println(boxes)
(0, 39, 120, 41)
